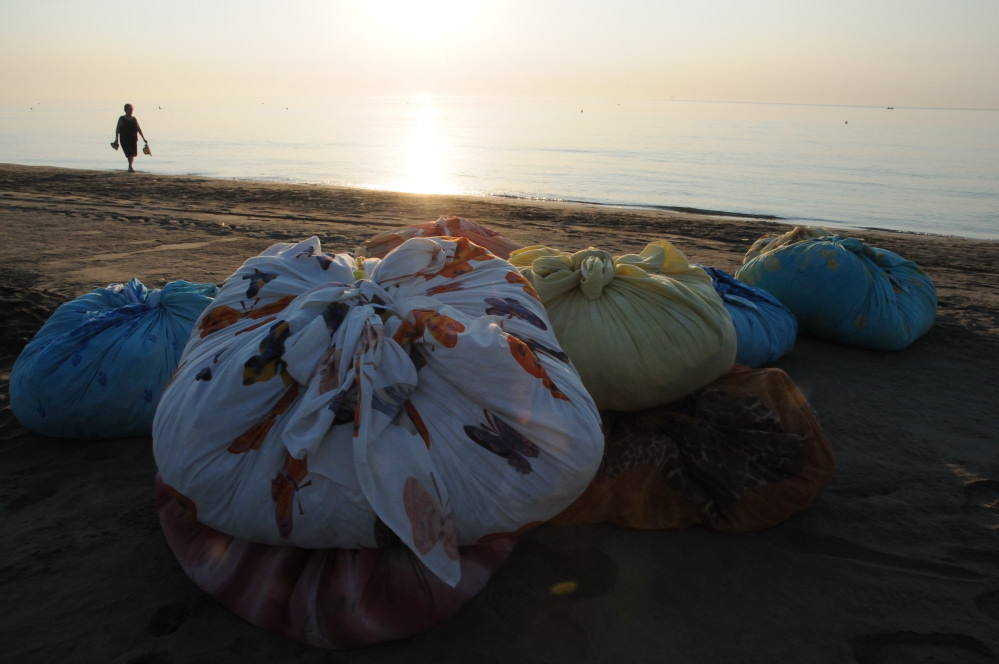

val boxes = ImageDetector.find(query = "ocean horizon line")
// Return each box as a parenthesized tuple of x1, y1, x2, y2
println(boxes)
(8, 94, 999, 113)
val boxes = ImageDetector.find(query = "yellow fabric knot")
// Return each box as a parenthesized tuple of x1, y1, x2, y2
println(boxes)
(575, 249, 616, 300)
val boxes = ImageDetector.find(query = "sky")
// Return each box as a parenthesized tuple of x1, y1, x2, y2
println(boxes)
(2, 0, 998, 108)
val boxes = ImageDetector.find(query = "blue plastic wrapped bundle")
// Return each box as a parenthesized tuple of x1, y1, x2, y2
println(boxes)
(10, 278, 219, 439)
(699, 266, 798, 367)
(735, 229, 937, 351)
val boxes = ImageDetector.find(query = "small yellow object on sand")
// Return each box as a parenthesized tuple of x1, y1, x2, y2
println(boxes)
(549, 580, 578, 596)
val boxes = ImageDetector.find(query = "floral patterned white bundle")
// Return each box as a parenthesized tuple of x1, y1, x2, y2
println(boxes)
(153, 236, 604, 585)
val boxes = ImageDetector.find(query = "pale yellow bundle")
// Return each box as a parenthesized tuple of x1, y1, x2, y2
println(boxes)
(509, 241, 737, 411)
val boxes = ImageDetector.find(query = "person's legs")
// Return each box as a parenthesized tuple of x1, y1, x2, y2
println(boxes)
(124, 141, 138, 172)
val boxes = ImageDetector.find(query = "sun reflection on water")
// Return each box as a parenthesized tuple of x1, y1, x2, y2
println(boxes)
(393, 95, 458, 195)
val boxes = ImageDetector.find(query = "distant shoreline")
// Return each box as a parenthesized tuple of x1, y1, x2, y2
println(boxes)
(2, 162, 995, 246)
(15, 159, 997, 241)
(0, 161, 892, 243)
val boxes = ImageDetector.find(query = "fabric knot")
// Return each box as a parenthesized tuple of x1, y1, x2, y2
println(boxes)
(576, 249, 616, 300)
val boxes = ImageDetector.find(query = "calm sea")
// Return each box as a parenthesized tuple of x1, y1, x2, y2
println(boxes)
(2, 96, 997, 240)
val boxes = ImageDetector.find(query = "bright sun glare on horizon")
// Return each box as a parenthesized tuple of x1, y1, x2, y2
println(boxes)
(393, 96, 458, 195)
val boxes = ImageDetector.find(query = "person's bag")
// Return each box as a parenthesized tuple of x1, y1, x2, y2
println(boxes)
(111, 141, 119, 150)
(142, 142, 152, 156)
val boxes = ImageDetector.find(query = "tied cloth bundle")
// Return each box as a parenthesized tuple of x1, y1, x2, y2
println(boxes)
(142, 143, 152, 156)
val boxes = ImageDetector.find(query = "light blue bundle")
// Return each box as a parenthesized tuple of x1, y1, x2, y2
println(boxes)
(735, 235, 936, 351)
(10, 278, 218, 439)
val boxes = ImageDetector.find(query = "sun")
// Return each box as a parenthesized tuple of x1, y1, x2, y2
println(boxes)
(365, 0, 477, 37)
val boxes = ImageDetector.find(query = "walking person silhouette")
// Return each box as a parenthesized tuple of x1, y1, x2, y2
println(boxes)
(110, 103, 148, 172)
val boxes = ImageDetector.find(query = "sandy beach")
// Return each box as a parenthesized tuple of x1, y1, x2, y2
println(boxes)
(2, 163, 997, 663)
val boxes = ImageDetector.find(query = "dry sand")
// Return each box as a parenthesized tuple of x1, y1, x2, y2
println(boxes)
(1, 163, 997, 663)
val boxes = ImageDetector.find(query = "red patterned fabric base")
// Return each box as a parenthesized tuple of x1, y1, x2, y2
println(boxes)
(356, 215, 522, 260)
(156, 475, 516, 649)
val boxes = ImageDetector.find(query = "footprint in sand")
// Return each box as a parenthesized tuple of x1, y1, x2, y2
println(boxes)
(852, 631, 994, 663)
(146, 601, 190, 637)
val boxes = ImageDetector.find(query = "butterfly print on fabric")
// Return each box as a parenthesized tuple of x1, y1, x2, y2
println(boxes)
(199, 306, 242, 338)
(325, 388, 357, 425)
(195, 349, 226, 381)
(403, 401, 431, 448)
(245, 296, 297, 318)
(198, 296, 296, 338)
(504, 271, 543, 301)
(407, 309, 465, 348)
(313, 253, 340, 270)
(464, 409, 541, 474)
(243, 320, 293, 386)
(403, 475, 459, 560)
(228, 384, 301, 454)
(505, 334, 569, 401)
(234, 316, 280, 338)
(392, 319, 420, 347)
(431, 237, 493, 280)
(322, 301, 350, 332)
(271, 454, 312, 539)
(294, 245, 319, 259)
(243, 268, 279, 298)
(484, 296, 547, 330)
(521, 337, 570, 364)
(426, 282, 465, 296)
